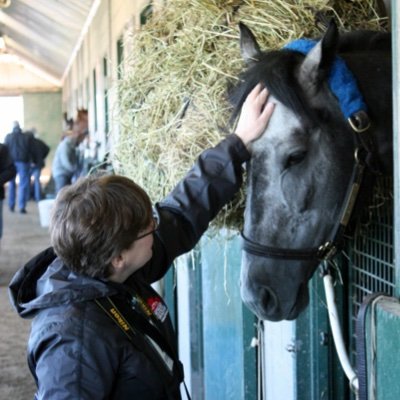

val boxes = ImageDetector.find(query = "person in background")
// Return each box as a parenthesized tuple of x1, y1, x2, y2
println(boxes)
(0, 143, 16, 242)
(26, 128, 50, 202)
(4, 121, 33, 214)
(52, 123, 88, 195)
(9, 84, 274, 399)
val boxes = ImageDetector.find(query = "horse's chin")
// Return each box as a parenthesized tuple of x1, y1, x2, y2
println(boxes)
(283, 285, 310, 320)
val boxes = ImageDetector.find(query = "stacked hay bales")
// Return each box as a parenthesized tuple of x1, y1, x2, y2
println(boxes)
(114, 0, 387, 230)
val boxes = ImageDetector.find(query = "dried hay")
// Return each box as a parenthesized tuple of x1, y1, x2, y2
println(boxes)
(113, 0, 387, 230)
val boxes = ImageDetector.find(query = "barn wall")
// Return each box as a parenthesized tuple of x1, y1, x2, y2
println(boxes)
(61, 0, 157, 164)
(23, 91, 62, 178)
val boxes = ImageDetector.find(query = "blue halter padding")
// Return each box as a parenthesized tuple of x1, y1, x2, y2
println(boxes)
(283, 39, 368, 120)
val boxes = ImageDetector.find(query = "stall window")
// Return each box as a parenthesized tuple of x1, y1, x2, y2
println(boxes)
(140, 3, 153, 26)
(93, 68, 98, 132)
(103, 57, 109, 134)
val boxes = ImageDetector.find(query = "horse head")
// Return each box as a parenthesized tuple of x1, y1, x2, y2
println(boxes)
(74, 108, 89, 136)
(230, 22, 392, 321)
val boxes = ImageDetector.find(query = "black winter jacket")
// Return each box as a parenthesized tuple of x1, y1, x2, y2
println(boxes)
(30, 137, 50, 168)
(9, 134, 250, 400)
(0, 143, 16, 200)
(4, 127, 33, 163)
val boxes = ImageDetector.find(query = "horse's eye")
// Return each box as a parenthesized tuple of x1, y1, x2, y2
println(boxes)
(285, 151, 307, 169)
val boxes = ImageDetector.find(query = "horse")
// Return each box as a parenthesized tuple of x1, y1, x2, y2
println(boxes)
(229, 21, 392, 321)
(73, 108, 88, 137)
(62, 109, 88, 138)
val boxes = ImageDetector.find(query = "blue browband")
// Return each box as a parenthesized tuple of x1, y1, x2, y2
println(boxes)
(283, 39, 368, 123)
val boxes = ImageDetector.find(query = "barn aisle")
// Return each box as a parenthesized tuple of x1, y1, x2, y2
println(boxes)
(0, 199, 51, 399)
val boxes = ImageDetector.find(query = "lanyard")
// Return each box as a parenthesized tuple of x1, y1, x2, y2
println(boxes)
(95, 295, 191, 400)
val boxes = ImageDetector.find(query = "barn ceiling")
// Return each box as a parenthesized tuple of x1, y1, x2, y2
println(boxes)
(0, 0, 98, 89)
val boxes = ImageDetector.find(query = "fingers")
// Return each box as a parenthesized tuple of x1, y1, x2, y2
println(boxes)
(240, 83, 274, 127)
(260, 101, 275, 123)
(247, 84, 270, 116)
(251, 85, 273, 124)
(233, 82, 275, 148)
(247, 83, 264, 102)
(257, 86, 269, 106)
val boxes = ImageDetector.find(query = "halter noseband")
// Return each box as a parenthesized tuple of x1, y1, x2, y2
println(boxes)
(241, 41, 377, 262)
(241, 232, 328, 261)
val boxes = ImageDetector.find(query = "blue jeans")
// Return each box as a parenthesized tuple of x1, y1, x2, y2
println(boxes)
(30, 165, 43, 202)
(54, 174, 73, 195)
(8, 161, 30, 211)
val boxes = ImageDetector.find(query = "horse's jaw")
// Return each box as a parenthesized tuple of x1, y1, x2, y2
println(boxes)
(240, 253, 318, 321)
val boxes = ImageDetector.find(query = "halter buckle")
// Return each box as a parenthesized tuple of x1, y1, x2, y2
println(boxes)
(317, 241, 337, 260)
(348, 110, 370, 133)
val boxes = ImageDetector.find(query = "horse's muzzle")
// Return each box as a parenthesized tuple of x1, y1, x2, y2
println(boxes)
(240, 255, 317, 321)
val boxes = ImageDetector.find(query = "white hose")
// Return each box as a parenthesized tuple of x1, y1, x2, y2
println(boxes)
(323, 273, 359, 392)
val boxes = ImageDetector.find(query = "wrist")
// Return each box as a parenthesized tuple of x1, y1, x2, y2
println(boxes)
(233, 132, 251, 150)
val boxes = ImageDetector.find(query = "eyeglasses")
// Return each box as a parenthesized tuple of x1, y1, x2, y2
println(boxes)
(135, 217, 159, 241)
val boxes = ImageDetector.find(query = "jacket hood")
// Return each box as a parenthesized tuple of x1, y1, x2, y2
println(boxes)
(9, 247, 117, 319)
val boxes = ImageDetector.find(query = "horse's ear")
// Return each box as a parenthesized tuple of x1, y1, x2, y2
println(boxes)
(239, 22, 261, 64)
(299, 20, 339, 91)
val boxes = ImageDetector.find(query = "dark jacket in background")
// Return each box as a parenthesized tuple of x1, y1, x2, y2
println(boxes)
(9, 134, 250, 400)
(4, 127, 33, 163)
(0, 144, 16, 200)
(30, 137, 50, 168)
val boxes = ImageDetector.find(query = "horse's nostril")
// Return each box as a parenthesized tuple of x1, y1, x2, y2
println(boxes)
(254, 282, 310, 321)
(256, 286, 284, 321)
(259, 286, 277, 309)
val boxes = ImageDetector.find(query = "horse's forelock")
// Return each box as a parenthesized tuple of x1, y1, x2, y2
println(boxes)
(229, 50, 317, 126)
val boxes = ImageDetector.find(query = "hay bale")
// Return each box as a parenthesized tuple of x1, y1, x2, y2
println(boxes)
(113, 0, 387, 230)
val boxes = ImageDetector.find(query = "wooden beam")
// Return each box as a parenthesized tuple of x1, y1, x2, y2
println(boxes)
(61, 0, 102, 83)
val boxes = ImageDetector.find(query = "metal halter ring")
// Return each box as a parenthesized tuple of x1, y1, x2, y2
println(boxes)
(348, 110, 371, 133)
(317, 241, 337, 261)
(354, 147, 369, 167)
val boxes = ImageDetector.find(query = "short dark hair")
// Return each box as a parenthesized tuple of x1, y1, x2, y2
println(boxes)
(50, 174, 153, 278)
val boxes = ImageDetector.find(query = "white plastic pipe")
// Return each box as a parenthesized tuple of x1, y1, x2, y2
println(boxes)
(323, 273, 359, 392)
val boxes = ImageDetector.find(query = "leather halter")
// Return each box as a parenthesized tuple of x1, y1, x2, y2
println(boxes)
(241, 115, 377, 262)
(241, 40, 380, 262)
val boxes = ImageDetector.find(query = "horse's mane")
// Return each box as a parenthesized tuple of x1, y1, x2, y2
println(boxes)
(228, 50, 315, 127)
(228, 30, 391, 127)
(228, 50, 317, 126)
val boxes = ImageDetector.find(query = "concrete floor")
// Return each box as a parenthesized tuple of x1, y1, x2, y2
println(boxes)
(0, 200, 51, 399)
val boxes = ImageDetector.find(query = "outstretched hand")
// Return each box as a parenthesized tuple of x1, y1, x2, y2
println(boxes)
(234, 83, 275, 148)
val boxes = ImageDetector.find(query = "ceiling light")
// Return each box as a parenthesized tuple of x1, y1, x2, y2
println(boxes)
(0, 0, 11, 9)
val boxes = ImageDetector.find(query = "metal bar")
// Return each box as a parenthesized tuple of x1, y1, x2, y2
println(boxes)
(392, 0, 400, 297)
